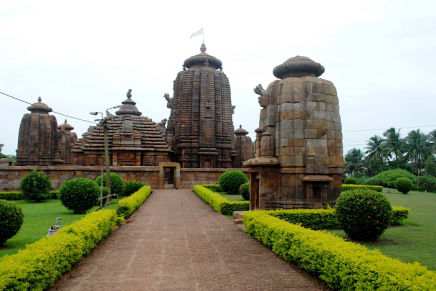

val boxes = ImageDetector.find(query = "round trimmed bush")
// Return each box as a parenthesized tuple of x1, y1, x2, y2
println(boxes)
(395, 177, 413, 194)
(0, 199, 24, 245)
(344, 177, 358, 184)
(95, 173, 125, 195)
(336, 189, 392, 241)
(239, 182, 250, 201)
(218, 170, 248, 194)
(20, 170, 52, 202)
(123, 181, 144, 196)
(59, 178, 100, 213)
(373, 169, 416, 188)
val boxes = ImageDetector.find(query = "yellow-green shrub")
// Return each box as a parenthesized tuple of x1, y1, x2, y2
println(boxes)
(0, 209, 117, 290)
(342, 184, 383, 192)
(116, 185, 151, 218)
(193, 185, 249, 215)
(243, 211, 436, 290)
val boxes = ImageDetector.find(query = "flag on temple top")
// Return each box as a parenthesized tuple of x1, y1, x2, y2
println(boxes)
(189, 27, 203, 39)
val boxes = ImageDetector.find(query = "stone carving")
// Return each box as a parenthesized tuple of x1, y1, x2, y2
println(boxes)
(58, 120, 77, 164)
(244, 56, 344, 210)
(73, 91, 169, 166)
(166, 44, 235, 168)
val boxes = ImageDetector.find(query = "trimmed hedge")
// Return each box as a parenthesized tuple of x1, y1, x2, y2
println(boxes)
(395, 177, 413, 194)
(0, 209, 117, 290)
(0, 191, 58, 200)
(263, 206, 408, 229)
(218, 170, 248, 194)
(193, 184, 249, 215)
(0, 185, 152, 290)
(116, 186, 151, 218)
(243, 211, 436, 290)
(342, 184, 383, 192)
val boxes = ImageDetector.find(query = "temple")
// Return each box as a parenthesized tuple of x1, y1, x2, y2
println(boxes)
(165, 44, 236, 168)
(244, 56, 344, 209)
(73, 90, 170, 166)
(17, 97, 63, 166)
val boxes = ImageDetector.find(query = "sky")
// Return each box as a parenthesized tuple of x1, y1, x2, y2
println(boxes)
(1, 0, 435, 155)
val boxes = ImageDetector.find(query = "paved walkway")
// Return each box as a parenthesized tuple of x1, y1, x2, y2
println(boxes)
(52, 189, 327, 290)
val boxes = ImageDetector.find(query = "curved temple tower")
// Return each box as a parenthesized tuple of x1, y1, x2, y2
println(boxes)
(244, 56, 344, 209)
(166, 44, 234, 168)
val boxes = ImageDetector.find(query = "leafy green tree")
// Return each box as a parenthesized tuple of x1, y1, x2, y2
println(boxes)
(383, 128, 404, 168)
(405, 129, 431, 175)
(345, 148, 365, 177)
(365, 135, 386, 174)
(424, 154, 436, 177)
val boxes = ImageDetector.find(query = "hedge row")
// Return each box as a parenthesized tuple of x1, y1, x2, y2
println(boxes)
(342, 184, 383, 192)
(193, 184, 249, 215)
(0, 209, 118, 290)
(0, 191, 58, 200)
(0, 185, 152, 290)
(266, 206, 409, 228)
(116, 185, 151, 218)
(243, 211, 436, 290)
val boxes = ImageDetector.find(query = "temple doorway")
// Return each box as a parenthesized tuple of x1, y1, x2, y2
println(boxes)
(158, 162, 181, 189)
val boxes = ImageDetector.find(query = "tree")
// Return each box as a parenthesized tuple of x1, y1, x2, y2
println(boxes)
(365, 135, 386, 174)
(405, 129, 431, 175)
(424, 155, 436, 177)
(383, 128, 404, 168)
(345, 148, 365, 177)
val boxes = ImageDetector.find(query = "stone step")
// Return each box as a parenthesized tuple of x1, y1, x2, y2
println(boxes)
(233, 218, 243, 224)
(233, 211, 246, 219)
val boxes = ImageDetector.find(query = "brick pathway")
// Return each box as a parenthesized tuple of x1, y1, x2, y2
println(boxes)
(52, 189, 327, 290)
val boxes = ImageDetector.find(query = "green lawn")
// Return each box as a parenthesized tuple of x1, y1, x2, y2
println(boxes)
(328, 189, 436, 270)
(218, 192, 246, 202)
(0, 199, 117, 258)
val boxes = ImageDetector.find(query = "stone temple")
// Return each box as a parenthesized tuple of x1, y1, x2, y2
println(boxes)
(73, 90, 170, 166)
(244, 56, 344, 209)
(165, 44, 236, 168)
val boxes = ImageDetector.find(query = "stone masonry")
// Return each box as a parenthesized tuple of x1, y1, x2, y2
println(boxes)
(244, 56, 344, 209)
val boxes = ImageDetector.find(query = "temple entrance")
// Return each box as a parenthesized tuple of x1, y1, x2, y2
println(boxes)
(158, 162, 180, 189)
(164, 167, 175, 188)
(303, 175, 333, 208)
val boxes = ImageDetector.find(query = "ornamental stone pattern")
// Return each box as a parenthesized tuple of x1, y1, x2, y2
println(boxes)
(165, 44, 235, 168)
(244, 56, 344, 209)
(232, 125, 253, 168)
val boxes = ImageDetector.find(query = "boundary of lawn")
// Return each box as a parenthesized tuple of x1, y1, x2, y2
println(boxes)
(0, 186, 152, 290)
(193, 184, 249, 215)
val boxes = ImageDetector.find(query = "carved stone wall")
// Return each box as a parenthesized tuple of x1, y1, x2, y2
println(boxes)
(232, 125, 253, 168)
(166, 44, 234, 168)
(245, 56, 344, 209)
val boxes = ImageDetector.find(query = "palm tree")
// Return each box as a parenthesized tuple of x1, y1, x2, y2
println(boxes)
(405, 129, 431, 175)
(383, 128, 404, 168)
(365, 135, 386, 171)
(345, 148, 365, 177)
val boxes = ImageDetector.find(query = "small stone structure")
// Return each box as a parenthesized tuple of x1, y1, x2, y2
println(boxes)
(244, 56, 344, 209)
(58, 120, 78, 165)
(165, 44, 235, 168)
(232, 125, 253, 168)
(73, 91, 169, 166)
(17, 97, 63, 166)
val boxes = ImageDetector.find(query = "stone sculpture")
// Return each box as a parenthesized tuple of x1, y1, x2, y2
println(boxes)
(244, 56, 344, 209)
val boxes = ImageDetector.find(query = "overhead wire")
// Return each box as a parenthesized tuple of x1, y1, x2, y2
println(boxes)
(1, 90, 96, 124)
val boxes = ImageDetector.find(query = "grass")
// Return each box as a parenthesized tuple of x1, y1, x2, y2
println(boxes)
(218, 192, 246, 202)
(327, 188, 436, 270)
(0, 199, 117, 258)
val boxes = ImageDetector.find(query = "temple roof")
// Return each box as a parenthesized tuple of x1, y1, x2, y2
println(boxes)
(235, 125, 248, 135)
(27, 97, 52, 113)
(183, 43, 222, 70)
(273, 56, 325, 79)
(115, 89, 142, 116)
(59, 119, 74, 131)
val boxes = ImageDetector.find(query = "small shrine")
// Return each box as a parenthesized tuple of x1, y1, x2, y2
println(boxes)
(244, 56, 344, 209)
